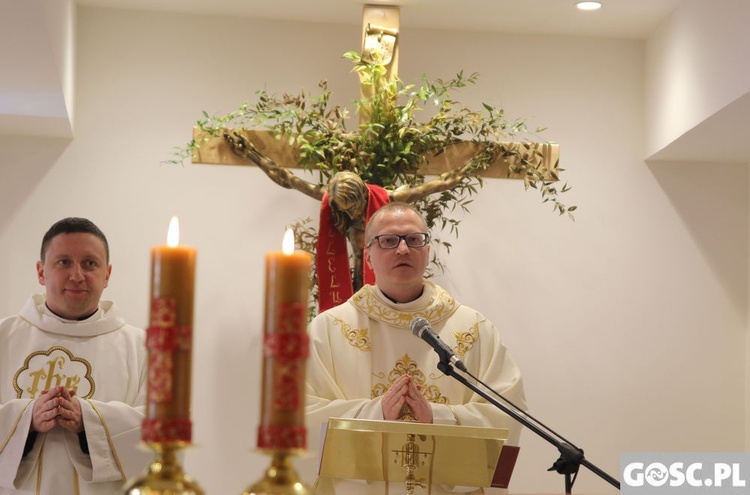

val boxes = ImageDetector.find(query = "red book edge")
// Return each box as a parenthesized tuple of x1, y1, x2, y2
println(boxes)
(492, 445, 520, 489)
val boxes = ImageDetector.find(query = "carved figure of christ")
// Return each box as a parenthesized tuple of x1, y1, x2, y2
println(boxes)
(187, 5, 559, 297)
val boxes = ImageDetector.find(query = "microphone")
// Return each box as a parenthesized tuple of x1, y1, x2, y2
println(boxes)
(410, 317, 468, 372)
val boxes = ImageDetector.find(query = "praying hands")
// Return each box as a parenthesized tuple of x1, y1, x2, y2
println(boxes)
(31, 385, 84, 434)
(381, 374, 434, 424)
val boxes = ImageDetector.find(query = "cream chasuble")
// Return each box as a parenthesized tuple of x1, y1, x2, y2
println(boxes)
(0, 295, 151, 495)
(306, 282, 526, 494)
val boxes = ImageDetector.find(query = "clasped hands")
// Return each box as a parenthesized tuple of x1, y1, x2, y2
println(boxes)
(31, 386, 84, 434)
(381, 374, 433, 423)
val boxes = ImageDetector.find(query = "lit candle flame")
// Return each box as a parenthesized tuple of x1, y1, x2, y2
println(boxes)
(282, 228, 295, 255)
(167, 216, 180, 247)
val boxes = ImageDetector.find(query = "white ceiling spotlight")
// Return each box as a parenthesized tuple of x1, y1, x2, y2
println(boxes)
(576, 1, 602, 11)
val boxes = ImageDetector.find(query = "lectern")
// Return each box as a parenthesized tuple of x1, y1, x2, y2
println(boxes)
(316, 418, 518, 494)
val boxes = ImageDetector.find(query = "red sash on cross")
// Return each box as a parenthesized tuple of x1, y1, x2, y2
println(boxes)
(316, 185, 390, 312)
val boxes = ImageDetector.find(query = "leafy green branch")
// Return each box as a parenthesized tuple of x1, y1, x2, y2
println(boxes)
(170, 50, 575, 309)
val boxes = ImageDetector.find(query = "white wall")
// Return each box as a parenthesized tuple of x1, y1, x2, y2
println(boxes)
(0, 6, 747, 494)
(40, 0, 76, 130)
(0, 0, 75, 137)
(645, 0, 750, 157)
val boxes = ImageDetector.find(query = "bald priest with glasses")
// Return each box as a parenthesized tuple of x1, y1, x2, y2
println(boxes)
(306, 202, 526, 495)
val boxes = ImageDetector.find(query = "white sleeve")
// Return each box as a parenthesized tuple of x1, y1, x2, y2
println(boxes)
(0, 399, 35, 490)
(67, 399, 150, 483)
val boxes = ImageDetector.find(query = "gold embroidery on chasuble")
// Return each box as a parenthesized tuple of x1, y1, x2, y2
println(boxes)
(454, 322, 480, 357)
(351, 283, 459, 328)
(13, 346, 95, 399)
(332, 317, 370, 351)
(372, 354, 449, 421)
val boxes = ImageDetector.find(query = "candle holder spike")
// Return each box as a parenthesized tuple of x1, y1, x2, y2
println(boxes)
(124, 442, 204, 495)
(243, 451, 314, 495)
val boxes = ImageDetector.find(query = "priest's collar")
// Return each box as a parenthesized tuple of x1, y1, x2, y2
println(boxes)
(20, 294, 126, 338)
(379, 286, 424, 304)
(45, 303, 98, 321)
(351, 281, 459, 329)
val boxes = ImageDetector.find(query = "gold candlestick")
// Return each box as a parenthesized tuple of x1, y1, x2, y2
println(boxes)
(245, 229, 313, 495)
(243, 452, 313, 495)
(124, 443, 203, 495)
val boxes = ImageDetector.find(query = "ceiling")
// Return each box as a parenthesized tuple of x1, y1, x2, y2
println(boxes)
(1, 0, 685, 140)
(76, 0, 684, 39)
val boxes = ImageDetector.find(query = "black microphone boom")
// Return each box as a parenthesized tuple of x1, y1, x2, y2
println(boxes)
(410, 315, 621, 493)
(410, 317, 468, 372)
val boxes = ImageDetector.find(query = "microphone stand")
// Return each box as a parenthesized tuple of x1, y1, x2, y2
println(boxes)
(436, 361, 620, 494)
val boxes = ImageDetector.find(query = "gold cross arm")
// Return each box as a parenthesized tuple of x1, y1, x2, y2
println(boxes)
(189, 5, 559, 182)
(190, 128, 560, 181)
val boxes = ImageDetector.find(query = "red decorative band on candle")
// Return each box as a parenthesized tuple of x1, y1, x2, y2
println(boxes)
(263, 333, 310, 360)
(175, 325, 192, 351)
(278, 302, 306, 333)
(274, 360, 304, 410)
(150, 296, 177, 328)
(147, 326, 177, 350)
(146, 326, 193, 404)
(146, 326, 175, 403)
(142, 418, 192, 443)
(257, 425, 306, 450)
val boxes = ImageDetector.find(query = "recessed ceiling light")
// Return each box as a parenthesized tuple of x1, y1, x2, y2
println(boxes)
(576, 1, 602, 11)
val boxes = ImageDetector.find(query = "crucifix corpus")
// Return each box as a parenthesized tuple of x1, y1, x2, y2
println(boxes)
(187, 5, 564, 311)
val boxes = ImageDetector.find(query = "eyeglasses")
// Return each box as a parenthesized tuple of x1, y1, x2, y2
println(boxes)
(367, 232, 430, 249)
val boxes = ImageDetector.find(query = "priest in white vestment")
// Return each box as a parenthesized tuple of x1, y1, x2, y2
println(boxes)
(0, 218, 150, 494)
(306, 202, 526, 494)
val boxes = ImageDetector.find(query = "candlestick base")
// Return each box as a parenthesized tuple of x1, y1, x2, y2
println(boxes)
(124, 442, 204, 495)
(243, 451, 314, 495)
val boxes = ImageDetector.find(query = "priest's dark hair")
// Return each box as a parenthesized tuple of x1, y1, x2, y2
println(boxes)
(40, 217, 110, 263)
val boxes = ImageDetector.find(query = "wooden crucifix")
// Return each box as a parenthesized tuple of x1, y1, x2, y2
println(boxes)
(188, 5, 560, 308)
